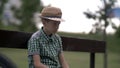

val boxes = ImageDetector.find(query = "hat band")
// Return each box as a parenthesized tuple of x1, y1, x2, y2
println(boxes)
(41, 16, 61, 18)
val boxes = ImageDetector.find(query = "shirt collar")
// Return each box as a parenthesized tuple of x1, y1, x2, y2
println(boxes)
(40, 27, 54, 42)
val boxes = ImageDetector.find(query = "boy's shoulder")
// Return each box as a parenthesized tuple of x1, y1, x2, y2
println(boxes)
(30, 30, 41, 39)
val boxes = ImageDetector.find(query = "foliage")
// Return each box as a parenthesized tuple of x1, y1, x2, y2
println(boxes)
(15, 0, 43, 32)
(0, 0, 43, 32)
(83, 0, 118, 35)
(58, 31, 103, 40)
(115, 26, 120, 38)
(0, 0, 8, 22)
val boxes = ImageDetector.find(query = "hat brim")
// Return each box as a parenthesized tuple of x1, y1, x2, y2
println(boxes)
(41, 16, 65, 22)
(39, 14, 65, 22)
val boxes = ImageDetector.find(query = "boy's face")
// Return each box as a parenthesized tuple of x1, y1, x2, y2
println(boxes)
(44, 19, 61, 34)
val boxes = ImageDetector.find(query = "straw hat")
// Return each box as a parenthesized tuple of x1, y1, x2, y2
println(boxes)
(39, 6, 65, 22)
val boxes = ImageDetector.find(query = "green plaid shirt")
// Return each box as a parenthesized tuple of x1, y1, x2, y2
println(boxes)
(28, 27, 63, 68)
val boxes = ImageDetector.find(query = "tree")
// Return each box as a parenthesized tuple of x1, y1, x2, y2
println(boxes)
(84, 0, 118, 35)
(0, 0, 8, 23)
(115, 26, 120, 37)
(84, 1, 118, 68)
(0, 0, 43, 32)
(16, 0, 43, 32)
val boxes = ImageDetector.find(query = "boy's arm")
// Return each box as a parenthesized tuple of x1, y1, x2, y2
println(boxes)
(33, 55, 48, 68)
(59, 52, 69, 68)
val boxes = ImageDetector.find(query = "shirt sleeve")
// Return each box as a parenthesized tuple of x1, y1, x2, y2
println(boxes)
(28, 38, 40, 55)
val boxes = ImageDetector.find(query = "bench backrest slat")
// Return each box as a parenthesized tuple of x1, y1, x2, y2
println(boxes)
(0, 30, 106, 53)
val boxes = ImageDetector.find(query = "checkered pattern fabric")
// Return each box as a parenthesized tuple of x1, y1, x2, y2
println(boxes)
(28, 27, 63, 68)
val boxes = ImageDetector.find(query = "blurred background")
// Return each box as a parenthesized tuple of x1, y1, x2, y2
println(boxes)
(0, 0, 120, 68)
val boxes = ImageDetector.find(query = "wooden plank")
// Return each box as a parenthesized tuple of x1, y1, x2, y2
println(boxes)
(0, 30, 106, 53)
(62, 37, 106, 53)
(0, 30, 31, 49)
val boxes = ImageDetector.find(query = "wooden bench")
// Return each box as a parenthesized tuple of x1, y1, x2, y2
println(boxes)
(0, 29, 106, 68)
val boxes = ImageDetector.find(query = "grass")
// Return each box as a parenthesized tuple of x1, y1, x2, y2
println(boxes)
(0, 48, 120, 68)
(0, 48, 28, 68)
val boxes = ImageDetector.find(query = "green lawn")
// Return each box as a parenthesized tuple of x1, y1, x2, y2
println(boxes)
(0, 48, 120, 68)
